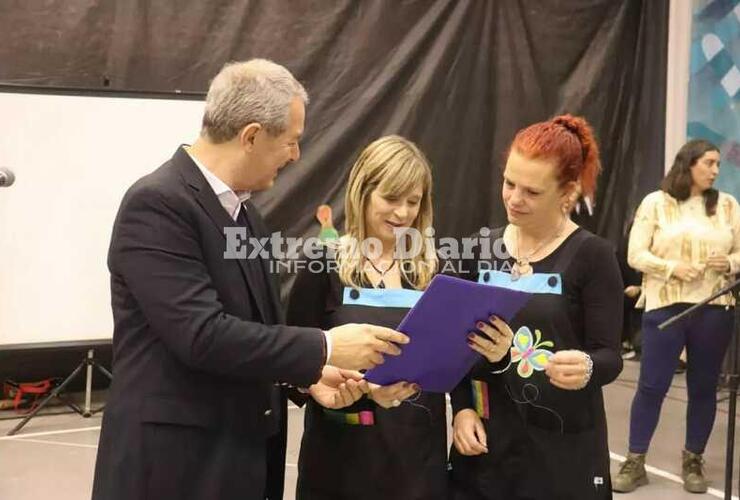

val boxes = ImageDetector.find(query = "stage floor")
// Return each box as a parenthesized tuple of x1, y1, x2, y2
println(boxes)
(1, 360, 738, 499)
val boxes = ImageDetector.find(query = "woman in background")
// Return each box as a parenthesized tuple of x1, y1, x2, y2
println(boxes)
(613, 139, 740, 494)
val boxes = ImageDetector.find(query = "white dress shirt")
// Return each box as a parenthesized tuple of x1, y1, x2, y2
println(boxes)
(186, 148, 251, 221)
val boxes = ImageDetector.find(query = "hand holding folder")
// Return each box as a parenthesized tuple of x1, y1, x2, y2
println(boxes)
(365, 274, 531, 393)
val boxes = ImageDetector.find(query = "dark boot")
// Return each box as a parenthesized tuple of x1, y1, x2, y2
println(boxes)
(682, 449, 708, 493)
(612, 452, 648, 493)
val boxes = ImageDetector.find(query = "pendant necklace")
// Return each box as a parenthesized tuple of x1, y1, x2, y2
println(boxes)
(367, 259, 397, 289)
(511, 218, 567, 281)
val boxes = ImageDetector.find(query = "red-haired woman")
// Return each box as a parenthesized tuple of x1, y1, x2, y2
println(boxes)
(448, 115, 623, 499)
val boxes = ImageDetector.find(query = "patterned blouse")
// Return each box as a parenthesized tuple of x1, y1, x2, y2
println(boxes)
(628, 190, 740, 312)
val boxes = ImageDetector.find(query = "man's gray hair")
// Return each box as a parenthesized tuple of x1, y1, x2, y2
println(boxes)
(201, 59, 308, 143)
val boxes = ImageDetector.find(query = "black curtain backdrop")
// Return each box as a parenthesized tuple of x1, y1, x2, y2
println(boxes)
(0, 0, 668, 254)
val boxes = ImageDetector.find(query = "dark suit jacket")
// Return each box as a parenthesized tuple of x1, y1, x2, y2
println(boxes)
(91, 147, 325, 500)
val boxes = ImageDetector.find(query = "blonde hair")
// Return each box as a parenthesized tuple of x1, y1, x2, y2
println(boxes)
(336, 135, 437, 290)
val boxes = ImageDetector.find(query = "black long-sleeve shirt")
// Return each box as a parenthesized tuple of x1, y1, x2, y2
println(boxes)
(450, 227, 624, 419)
(447, 227, 623, 500)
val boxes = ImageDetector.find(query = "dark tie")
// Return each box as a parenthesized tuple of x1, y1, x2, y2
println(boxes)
(236, 205, 275, 323)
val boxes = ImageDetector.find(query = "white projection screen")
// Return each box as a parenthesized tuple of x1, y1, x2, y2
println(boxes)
(0, 92, 205, 345)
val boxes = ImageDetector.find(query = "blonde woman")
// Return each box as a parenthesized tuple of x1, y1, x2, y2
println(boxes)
(287, 135, 447, 499)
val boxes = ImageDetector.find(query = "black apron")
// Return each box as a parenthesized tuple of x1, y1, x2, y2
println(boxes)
(449, 228, 612, 500)
(297, 277, 449, 500)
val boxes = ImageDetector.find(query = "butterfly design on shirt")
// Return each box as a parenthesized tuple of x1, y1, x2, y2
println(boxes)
(510, 326, 555, 378)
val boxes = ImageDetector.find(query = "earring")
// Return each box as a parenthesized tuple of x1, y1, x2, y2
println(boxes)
(583, 196, 593, 216)
(563, 191, 579, 214)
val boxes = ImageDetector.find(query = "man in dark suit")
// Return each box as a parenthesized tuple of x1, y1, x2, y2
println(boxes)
(91, 59, 408, 500)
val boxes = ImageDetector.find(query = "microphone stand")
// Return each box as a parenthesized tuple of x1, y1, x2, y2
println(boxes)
(658, 276, 740, 500)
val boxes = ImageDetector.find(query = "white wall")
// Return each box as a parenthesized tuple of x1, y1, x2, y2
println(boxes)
(0, 93, 204, 345)
(665, 0, 693, 172)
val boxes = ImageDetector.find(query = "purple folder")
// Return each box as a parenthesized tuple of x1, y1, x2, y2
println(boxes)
(364, 274, 531, 393)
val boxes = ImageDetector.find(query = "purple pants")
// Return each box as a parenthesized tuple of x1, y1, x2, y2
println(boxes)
(629, 303, 733, 454)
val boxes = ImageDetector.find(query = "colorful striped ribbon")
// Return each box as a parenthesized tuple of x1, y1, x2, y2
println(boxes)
(323, 409, 375, 426)
(471, 379, 490, 419)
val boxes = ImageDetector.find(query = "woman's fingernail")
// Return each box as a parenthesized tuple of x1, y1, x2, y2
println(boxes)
(490, 315, 498, 322)
(468, 333, 476, 340)
(476, 321, 485, 329)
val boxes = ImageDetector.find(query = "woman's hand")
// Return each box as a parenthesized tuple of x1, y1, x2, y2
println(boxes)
(545, 350, 593, 391)
(545, 350, 592, 390)
(467, 315, 514, 363)
(309, 365, 369, 409)
(672, 262, 703, 282)
(706, 254, 731, 273)
(368, 381, 419, 409)
(453, 409, 488, 456)
(624, 285, 641, 298)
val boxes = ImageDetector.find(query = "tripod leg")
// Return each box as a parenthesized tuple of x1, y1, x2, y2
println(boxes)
(726, 376, 737, 500)
(6, 361, 85, 436)
(54, 392, 84, 414)
(726, 293, 740, 500)
(93, 361, 112, 380)
(89, 406, 105, 416)
(89, 361, 113, 414)
(84, 349, 94, 417)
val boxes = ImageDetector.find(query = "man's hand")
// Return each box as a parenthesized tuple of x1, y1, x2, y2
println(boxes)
(368, 381, 419, 409)
(453, 409, 488, 456)
(327, 324, 410, 370)
(309, 365, 369, 409)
